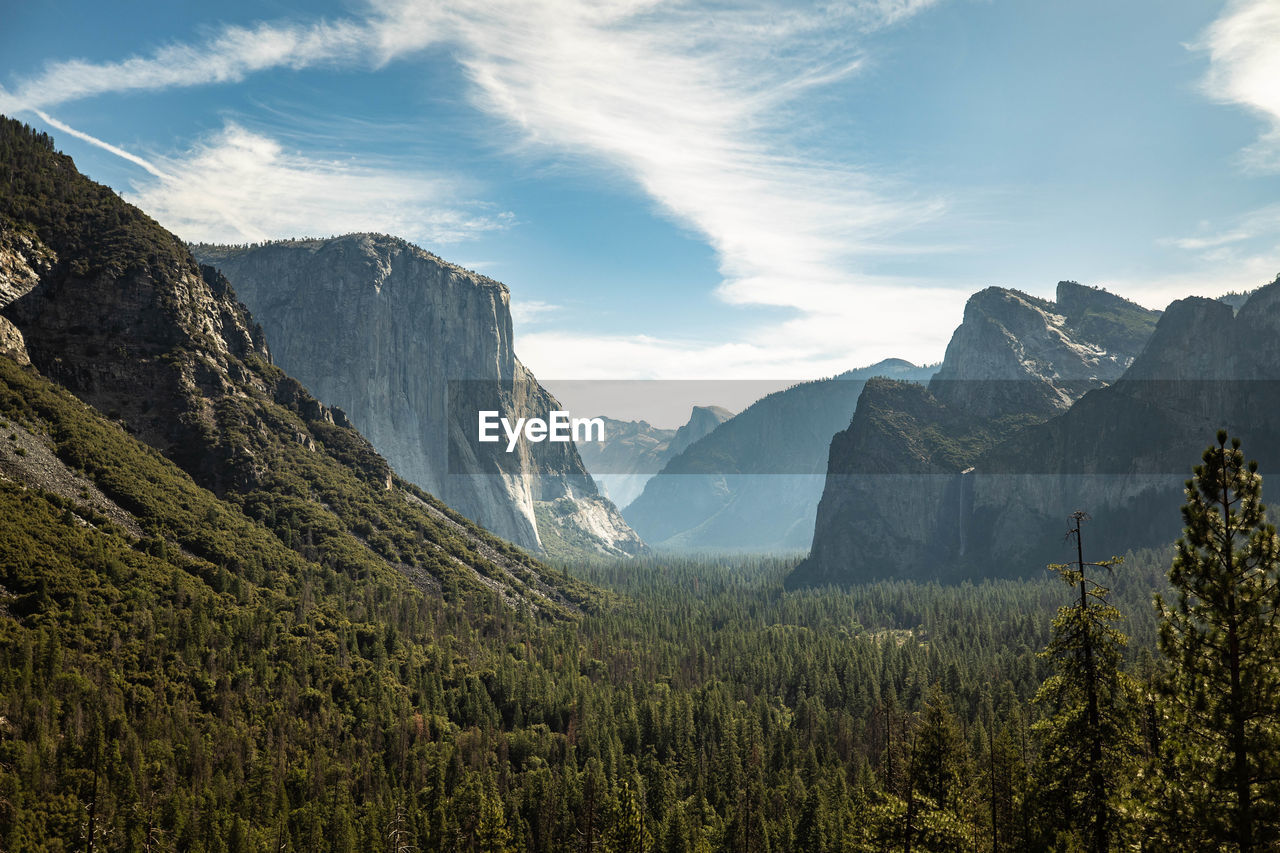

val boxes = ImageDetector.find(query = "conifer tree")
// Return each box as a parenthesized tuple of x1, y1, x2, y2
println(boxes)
(1153, 432, 1280, 850)
(1033, 512, 1135, 852)
(606, 781, 652, 853)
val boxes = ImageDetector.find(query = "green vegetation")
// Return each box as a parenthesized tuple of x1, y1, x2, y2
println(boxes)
(3, 357, 1280, 850)
(4, 115, 1280, 850)
(0, 120, 191, 279)
(1032, 517, 1136, 850)
(1151, 432, 1280, 849)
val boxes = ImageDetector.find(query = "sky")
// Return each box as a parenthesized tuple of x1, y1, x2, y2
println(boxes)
(3, 0, 1279, 396)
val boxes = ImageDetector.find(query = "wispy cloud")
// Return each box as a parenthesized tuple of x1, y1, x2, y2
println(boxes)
(0, 19, 370, 113)
(124, 122, 511, 245)
(1161, 204, 1280, 252)
(1141, 202, 1280, 303)
(5, 0, 957, 376)
(1199, 0, 1280, 172)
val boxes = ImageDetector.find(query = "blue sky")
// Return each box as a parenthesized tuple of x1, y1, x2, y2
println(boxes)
(3, 0, 1279, 385)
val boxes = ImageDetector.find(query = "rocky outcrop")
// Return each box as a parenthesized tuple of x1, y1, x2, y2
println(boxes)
(0, 316, 28, 366)
(576, 405, 732, 509)
(624, 360, 935, 552)
(956, 283, 1280, 575)
(192, 236, 643, 557)
(930, 282, 1157, 418)
(791, 283, 1162, 586)
(0, 231, 55, 309)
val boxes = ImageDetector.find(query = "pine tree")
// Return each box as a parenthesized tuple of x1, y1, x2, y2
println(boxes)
(795, 786, 826, 853)
(1153, 432, 1280, 850)
(1032, 511, 1136, 852)
(605, 781, 652, 853)
(477, 780, 514, 853)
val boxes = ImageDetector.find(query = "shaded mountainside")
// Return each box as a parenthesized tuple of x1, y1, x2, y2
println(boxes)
(787, 279, 1280, 587)
(624, 359, 936, 552)
(0, 117, 590, 613)
(791, 282, 1161, 587)
(958, 283, 1280, 576)
(192, 236, 642, 559)
(575, 405, 732, 509)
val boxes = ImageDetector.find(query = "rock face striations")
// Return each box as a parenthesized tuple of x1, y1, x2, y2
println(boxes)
(575, 405, 733, 509)
(624, 360, 936, 553)
(192, 236, 643, 558)
(790, 282, 1163, 587)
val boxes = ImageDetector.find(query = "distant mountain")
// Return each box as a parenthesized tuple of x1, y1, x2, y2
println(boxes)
(790, 281, 1170, 587)
(576, 405, 732, 508)
(192, 236, 642, 559)
(0, 116, 590, 612)
(623, 359, 935, 552)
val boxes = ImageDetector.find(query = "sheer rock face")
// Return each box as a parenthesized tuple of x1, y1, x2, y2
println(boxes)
(193, 235, 643, 557)
(791, 282, 1162, 587)
(668, 406, 735, 459)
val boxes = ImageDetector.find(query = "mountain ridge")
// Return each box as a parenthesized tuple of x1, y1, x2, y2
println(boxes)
(624, 359, 936, 552)
(791, 281, 1162, 586)
(0, 115, 591, 613)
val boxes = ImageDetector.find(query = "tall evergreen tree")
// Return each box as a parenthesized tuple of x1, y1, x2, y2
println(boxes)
(1032, 512, 1136, 852)
(1153, 432, 1280, 850)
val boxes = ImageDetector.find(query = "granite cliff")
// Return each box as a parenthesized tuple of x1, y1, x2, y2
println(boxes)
(624, 360, 935, 552)
(192, 236, 643, 558)
(791, 282, 1162, 586)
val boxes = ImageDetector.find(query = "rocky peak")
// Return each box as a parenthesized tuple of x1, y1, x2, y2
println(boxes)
(1122, 296, 1236, 382)
(668, 405, 734, 458)
(929, 284, 1158, 419)
(1055, 279, 1162, 357)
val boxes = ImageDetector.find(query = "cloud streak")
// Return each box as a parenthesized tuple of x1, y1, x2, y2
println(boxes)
(32, 109, 172, 179)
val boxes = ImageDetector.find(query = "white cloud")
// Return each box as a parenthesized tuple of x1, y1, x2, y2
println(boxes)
(517, 275, 962, 380)
(6, 0, 955, 377)
(509, 298, 559, 328)
(1200, 0, 1280, 172)
(125, 122, 511, 245)
(380, 0, 956, 375)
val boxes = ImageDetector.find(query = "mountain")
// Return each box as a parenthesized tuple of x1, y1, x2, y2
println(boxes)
(956, 283, 1280, 575)
(574, 405, 732, 508)
(623, 359, 936, 552)
(191, 236, 642, 559)
(0, 117, 590, 613)
(790, 281, 1172, 587)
